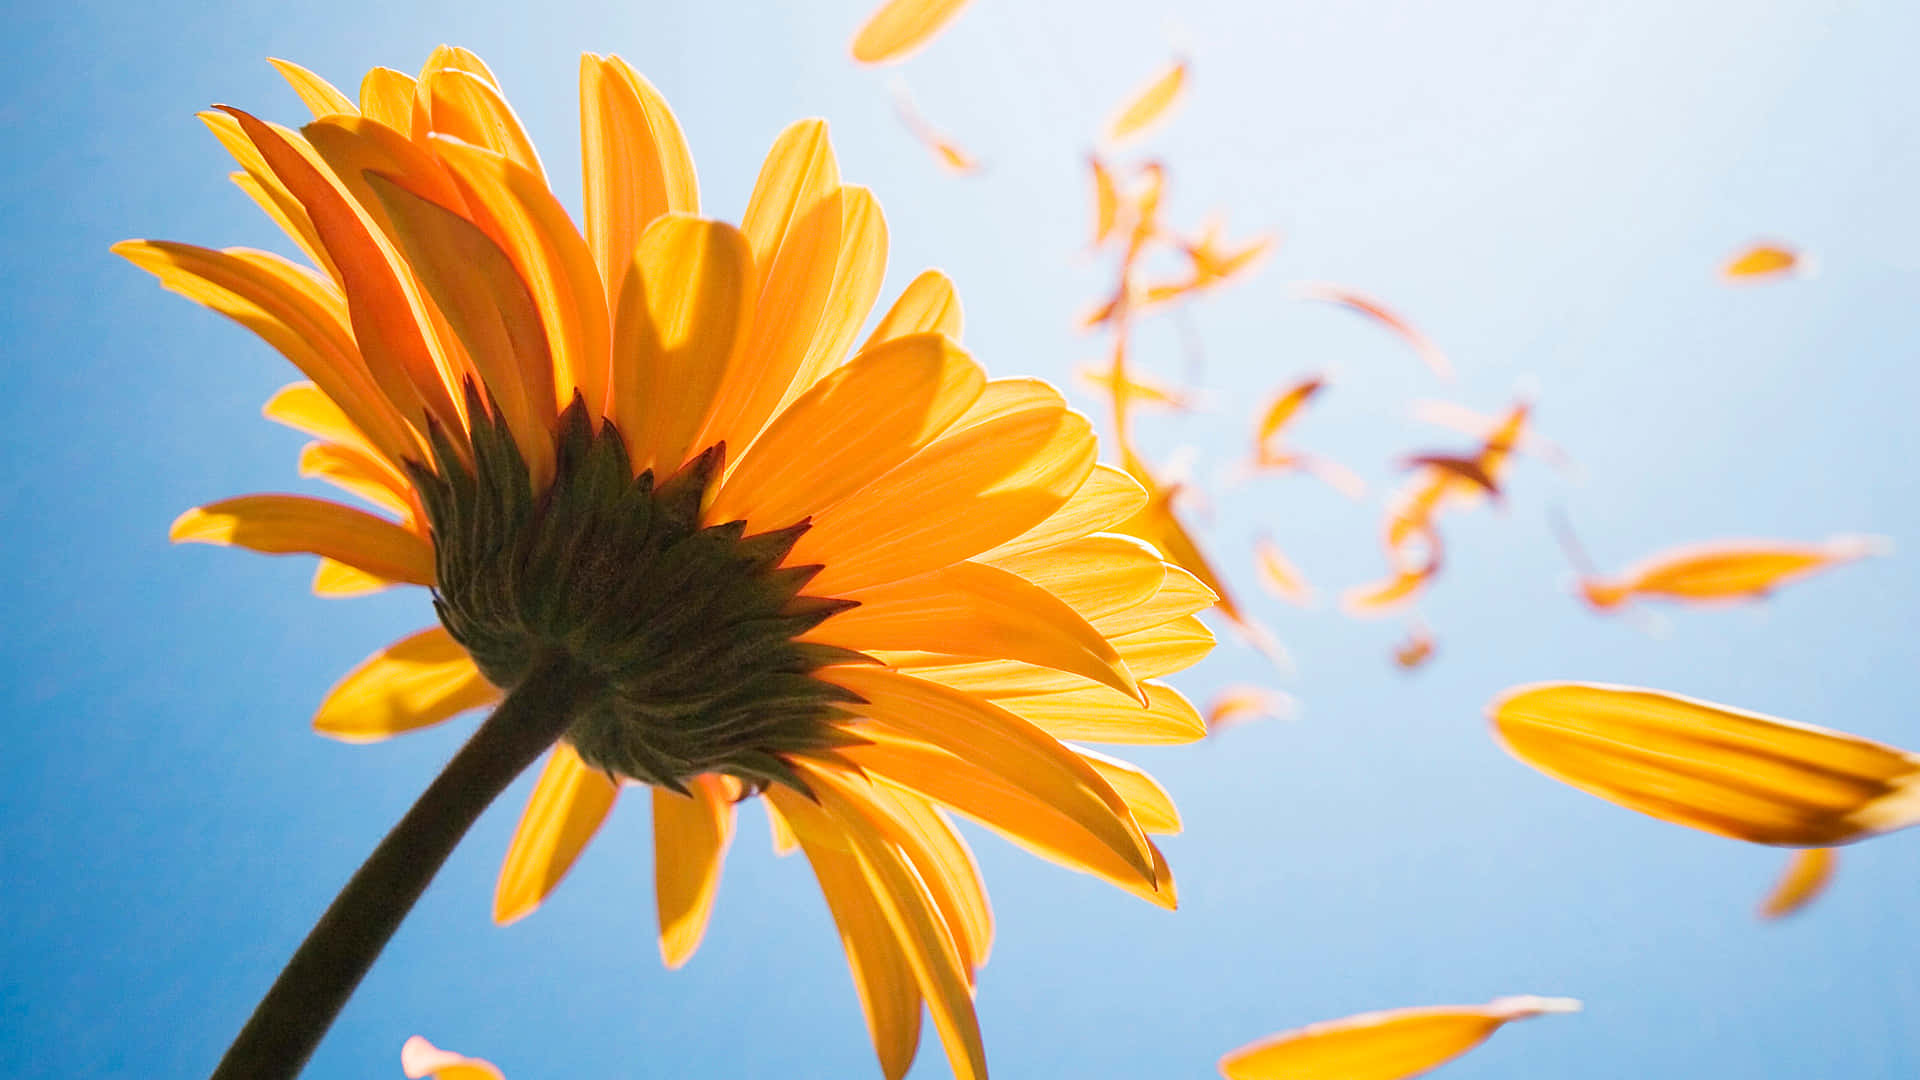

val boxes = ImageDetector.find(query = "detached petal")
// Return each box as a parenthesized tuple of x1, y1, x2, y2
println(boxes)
(1490, 683, 1920, 845)
(1219, 996, 1580, 1080)
(850, 0, 975, 64)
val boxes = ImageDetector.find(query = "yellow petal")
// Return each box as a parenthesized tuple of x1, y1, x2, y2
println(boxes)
(494, 744, 620, 924)
(776, 186, 888, 414)
(417, 45, 500, 87)
(1609, 536, 1888, 607)
(986, 533, 1167, 625)
(1115, 454, 1241, 624)
(850, 0, 975, 64)
(312, 557, 393, 597)
(363, 170, 557, 488)
(816, 560, 1141, 701)
(848, 732, 1175, 909)
(869, 790, 993, 973)
(777, 789, 923, 1080)
(766, 800, 800, 856)
(1489, 682, 1920, 845)
(113, 241, 416, 467)
(1088, 155, 1120, 248)
(906, 610, 1214, 698)
(1073, 745, 1179, 834)
(431, 135, 612, 418)
(610, 215, 755, 475)
(1759, 847, 1837, 920)
(795, 403, 1095, 595)
(998, 681, 1207, 745)
(297, 440, 414, 520)
(864, 268, 963, 349)
(263, 381, 369, 451)
(267, 57, 357, 119)
(1219, 996, 1581, 1080)
(200, 111, 336, 277)
(740, 120, 840, 288)
(580, 54, 701, 301)
(217, 107, 461, 436)
(1105, 59, 1188, 144)
(709, 332, 985, 531)
(698, 188, 846, 456)
(1204, 686, 1295, 734)
(1723, 242, 1801, 281)
(312, 627, 496, 742)
(400, 1035, 504, 1080)
(171, 494, 433, 585)
(946, 376, 1064, 431)
(417, 68, 545, 181)
(358, 67, 418, 132)
(654, 776, 736, 969)
(781, 765, 989, 1080)
(824, 666, 1155, 882)
(1255, 536, 1315, 607)
(977, 463, 1148, 562)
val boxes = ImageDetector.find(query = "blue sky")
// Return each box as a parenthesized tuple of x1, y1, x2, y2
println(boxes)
(5, 1, 1920, 1077)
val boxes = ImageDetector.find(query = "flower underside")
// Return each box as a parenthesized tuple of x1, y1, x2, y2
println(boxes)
(414, 384, 870, 792)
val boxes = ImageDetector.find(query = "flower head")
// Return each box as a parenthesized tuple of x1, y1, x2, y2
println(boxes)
(123, 46, 1213, 1079)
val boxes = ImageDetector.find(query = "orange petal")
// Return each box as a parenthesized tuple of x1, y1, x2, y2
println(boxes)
(609, 215, 755, 475)
(267, 57, 356, 119)
(985, 533, 1168, 625)
(1254, 536, 1315, 607)
(999, 681, 1207, 746)
(814, 560, 1142, 702)
(794, 403, 1095, 595)
(1490, 682, 1920, 846)
(850, 0, 975, 64)
(579, 54, 701, 300)
(1295, 282, 1452, 379)
(710, 332, 985, 530)
(1759, 847, 1837, 920)
(400, 1035, 504, 1080)
(654, 776, 736, 968)
(978, 464, 1149, 561)
(417, 68, 545, 181)
(824, 667, 1156, 882)
(1607, 535, 1889, 607)
(494, 745, 620, 924)
(312, 557, 393, 597)
(1205, 686, 1294, 735)
(358, 67, 418, 131)
(864, 269, 964, 349)
(297, 441, 414, 520)
(1722, 242, 1802, 281)
(171, 494, 433, 585)
(1106, 59, 1188, 144)
(312, 627, 495, 742)
(1219, 996, 1581, 1080)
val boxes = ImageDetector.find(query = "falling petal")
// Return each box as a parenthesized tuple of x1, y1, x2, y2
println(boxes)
(1218, 996, 1580, 1080)
(1105, 59, 1188, 144)
(1759, 847, 1837, 920)
(1578, 535, 1890, 612)
(1391, 624, 1435, 670)
(1254, 536, 1315, 607)
(851, 0, 975, 64)
(1490, 682, 1920, 846)
(400, 1035, 504, 1080)
(1205, 686, 1294, 735)
(1295, 282, 1452, 379)
(1722, 242, 1804, 282)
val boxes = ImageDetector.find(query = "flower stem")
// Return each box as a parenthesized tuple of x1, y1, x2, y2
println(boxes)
(209, 651, 594, 1080)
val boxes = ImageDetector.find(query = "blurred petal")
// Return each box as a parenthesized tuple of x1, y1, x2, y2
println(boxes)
(850, 0, 975, 64)
(1759, 847, 1837, 920)
(1105, 59, 1188, 144)
(1295, 282, 1452, 379)
(1490, 683, 1920, 845)
(1219, 996, 1580, 1080)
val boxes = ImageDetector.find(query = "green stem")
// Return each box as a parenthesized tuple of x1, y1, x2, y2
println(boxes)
(209, 652, 594, 1080)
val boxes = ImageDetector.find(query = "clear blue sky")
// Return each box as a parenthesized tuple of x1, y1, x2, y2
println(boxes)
(5, 1, 1919, 1077)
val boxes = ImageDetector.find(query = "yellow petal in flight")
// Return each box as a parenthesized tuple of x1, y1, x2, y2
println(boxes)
(851, 0, 975, 64)
(1490, 682, 1920, 846)
(1758, 847, 1837, 920)
(1575, 535, 1889, 612)
(1218, 996, 1580, 1080)
(1721, 242, 1805, 282)
(401, 1035, 504, 1080)
(1294, 282, 1452, 379)
(1105, 59, 1188, 145)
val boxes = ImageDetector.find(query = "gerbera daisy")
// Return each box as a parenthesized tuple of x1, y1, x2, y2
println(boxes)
(120, 46, 1213, 1080)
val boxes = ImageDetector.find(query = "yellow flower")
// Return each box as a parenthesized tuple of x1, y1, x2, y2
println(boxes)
(121, 46, 1212, 1080)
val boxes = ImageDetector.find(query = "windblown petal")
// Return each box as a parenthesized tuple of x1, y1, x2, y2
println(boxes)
(1219, 996, 1581, 1080)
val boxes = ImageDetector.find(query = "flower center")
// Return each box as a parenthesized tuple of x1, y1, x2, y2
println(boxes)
(408, 387, 868, 793)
